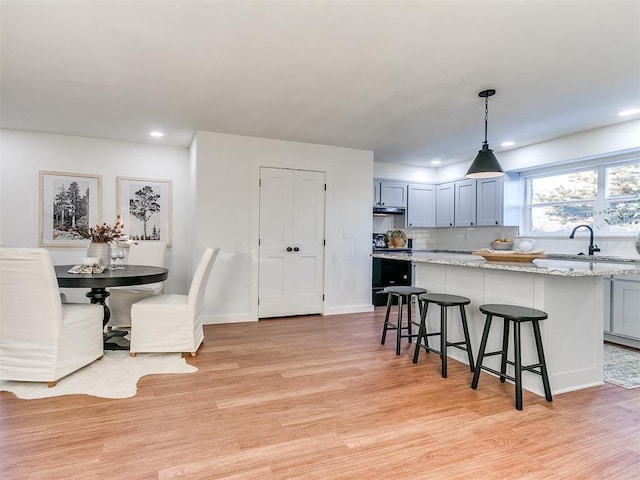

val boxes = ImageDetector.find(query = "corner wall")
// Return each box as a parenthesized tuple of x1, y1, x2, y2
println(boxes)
(192, 131, 375, 324)
(0, 129, 192, 300)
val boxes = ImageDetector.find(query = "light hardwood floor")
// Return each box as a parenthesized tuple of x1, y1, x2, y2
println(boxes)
(2, 307, 639, 479)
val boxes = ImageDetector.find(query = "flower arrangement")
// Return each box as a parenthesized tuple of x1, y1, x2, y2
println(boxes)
(74, 215, 124, 242)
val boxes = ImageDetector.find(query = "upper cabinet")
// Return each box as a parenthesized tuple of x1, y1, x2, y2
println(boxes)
(437, 180, 475, 227)
(374, 175, 507, 229)
(407, 183, 436, 227)
(373, 180, 407, 208)
(435, 182, 455, 227)
(476, 177, 504, 226)
(454, 179, 477, 227)
(435, 178, 505, 227)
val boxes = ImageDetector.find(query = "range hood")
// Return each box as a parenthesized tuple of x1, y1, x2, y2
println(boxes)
(373, 206, 405, 215)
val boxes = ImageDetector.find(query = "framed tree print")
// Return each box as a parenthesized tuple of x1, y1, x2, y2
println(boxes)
(39, 171, 102, 247)
(117, 177, 172, 246)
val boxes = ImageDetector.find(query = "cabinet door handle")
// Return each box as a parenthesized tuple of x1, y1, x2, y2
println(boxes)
(293, 247, 300, 252)
(286, 247, 293, 252)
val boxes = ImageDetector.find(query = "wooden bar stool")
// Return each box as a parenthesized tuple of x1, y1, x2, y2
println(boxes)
(380, 286, 426, 355)
(412, 293, 474, 378)
(471, 304, 553, 410)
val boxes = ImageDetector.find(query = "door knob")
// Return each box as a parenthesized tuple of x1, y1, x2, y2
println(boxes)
(293, 247, 300, 252)
(286, 247, 293, 252)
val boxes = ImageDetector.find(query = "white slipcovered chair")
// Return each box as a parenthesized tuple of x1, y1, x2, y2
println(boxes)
(107, 241, 167, 330)
(130, 247, 219, 357)
(0, 248, 103, 387)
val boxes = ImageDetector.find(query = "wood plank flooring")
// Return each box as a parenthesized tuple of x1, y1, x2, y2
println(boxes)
(2, 307, 640, 479)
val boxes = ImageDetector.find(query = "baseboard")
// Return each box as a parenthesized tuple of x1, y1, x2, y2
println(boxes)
(203, 313, 257, 325)
(203, 305, 375, 324)
(323, 304, 375, 315)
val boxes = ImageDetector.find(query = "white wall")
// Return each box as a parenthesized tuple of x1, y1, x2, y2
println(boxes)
(0, 129, 192, 300)
(192, 131, 374, 324)
(373, 162, 438, 182)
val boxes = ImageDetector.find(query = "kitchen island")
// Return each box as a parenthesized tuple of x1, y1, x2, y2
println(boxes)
(372, 251, 640, 396)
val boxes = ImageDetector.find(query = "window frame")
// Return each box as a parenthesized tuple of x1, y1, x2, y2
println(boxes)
(522, 158, 639, 237)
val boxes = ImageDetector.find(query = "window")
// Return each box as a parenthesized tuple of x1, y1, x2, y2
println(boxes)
(524, 160, 640, 234)
(604, 163, 640, 232)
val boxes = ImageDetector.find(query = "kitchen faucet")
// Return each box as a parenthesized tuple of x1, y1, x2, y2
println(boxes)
(569, 224, 600, 256)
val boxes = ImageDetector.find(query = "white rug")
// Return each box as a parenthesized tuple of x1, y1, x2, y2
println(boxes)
(0, 351, 197, 400)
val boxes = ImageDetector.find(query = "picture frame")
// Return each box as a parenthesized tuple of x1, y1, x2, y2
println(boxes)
(39, 171, 102, 247)
(117, 177, 172, 247)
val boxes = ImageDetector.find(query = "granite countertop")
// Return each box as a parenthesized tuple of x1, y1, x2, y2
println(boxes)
(371, 250, 640, 277)
(410, 249, 640, 264)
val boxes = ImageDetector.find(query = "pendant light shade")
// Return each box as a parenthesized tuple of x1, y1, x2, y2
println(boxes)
(465, 89, 505, 179)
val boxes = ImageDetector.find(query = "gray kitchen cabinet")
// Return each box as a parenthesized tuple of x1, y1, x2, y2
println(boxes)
(373, 179, 407, 208)
(407, 183, 436, 227)
(607, 276, 640, 348)
(454, 178, 477, 227)
(476, 177, 504, 226)
(435, 182, 455, 227)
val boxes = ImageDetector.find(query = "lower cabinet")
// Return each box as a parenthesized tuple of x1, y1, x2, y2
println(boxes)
(605, 276, 640, 348)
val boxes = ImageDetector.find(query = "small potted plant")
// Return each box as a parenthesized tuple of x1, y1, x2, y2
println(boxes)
(386, 230, 407, 248)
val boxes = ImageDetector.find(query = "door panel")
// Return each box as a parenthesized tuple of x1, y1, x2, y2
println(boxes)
(259, 167, 325, 318)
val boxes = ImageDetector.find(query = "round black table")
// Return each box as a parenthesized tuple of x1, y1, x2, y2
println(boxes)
(55, 264, 168, 349)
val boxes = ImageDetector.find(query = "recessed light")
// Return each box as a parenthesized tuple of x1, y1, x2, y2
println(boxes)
(618, 108, 640, 117)
(430, 160, 442, 165)
(150, 131, 164, 137)
(501, 141, 515, 147)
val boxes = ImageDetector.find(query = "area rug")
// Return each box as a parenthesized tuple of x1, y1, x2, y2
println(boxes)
(0, 351, 197, 400)
(603, 343, 640, 389)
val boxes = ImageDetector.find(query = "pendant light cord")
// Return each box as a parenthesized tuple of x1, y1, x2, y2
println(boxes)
(483, 95, 489, 147)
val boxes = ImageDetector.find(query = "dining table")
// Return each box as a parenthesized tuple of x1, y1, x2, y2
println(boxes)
(55, 264, 169, 350)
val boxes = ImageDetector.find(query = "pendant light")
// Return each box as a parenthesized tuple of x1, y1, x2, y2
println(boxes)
(465, 89, 505, 179)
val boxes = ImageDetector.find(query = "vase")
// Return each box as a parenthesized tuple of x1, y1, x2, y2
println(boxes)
(86, 242, 111, 267)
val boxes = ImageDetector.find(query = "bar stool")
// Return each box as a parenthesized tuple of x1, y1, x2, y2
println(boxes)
(412, 293, 474, 378)
(380, 286, 426, 355)
(471, 304, 553, 410)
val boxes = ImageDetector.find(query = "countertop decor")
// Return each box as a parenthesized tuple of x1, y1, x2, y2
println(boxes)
(386, 229, 407, 247)
(472, 250, 546, 263)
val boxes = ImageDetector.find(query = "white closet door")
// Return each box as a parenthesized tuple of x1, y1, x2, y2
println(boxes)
(259, 167, 325, 318)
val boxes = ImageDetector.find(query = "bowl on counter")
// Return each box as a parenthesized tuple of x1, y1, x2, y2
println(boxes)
(490, 240, 514, 250)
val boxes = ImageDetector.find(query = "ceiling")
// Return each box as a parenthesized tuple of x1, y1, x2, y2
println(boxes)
(1, 0, 639, 167)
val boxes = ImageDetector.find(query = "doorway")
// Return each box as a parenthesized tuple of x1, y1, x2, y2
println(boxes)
(258, 167, 326, 318)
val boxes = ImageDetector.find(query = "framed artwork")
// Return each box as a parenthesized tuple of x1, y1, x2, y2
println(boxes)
(117, 177, 172, 246)
(39, 171, 102, 247)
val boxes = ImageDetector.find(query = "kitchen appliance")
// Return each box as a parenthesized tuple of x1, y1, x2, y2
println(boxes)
(374, 234, 388, 248)
(373, 206, 406, 215)
(372, 233, 412, 306)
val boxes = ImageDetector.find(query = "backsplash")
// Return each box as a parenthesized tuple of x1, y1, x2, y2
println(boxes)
(373, 214, 640, 258)
(407, 226, 520, 251)
(373, 215, 519, 251)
